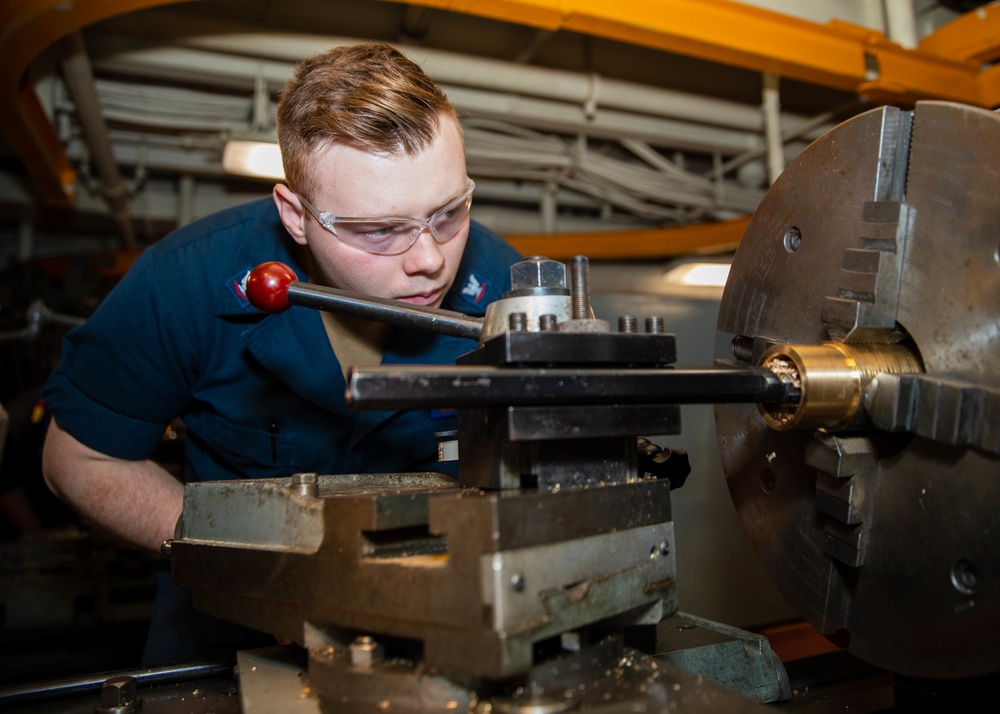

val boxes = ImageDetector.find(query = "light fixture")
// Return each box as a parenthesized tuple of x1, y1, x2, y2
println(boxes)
(662, 262, 731, 288)
(222, 140, 285, 180)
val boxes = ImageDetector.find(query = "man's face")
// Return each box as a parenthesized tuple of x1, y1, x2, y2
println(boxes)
(274, 115, 470, 308)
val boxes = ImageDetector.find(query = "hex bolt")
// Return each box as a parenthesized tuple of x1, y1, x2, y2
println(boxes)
(618, 315, 637, 333)
(96, 675, 139, 713)
(509, 256, 568, 293)
(645, 316, 665, 334)
(291, 472, 319, 498)
(349, 635, 385, 668)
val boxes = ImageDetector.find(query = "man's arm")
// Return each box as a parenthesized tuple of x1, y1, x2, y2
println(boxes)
(42, 418, 184, 554)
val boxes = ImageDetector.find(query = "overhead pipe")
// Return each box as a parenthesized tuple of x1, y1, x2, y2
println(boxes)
(710, 97, 865, 179)
(91, 16, 835, 137)
(57, 31, 137, 249)
(761, 73, 785, 185)
(884, 0, 919, 50)
(88, 43, 781, 154)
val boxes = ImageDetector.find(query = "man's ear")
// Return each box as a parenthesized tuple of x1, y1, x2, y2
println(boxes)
(273, 184, 308, 246)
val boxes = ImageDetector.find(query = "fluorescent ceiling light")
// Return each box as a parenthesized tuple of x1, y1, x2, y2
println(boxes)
(663, 262, 731, 288)
(222, 140, 285, 180)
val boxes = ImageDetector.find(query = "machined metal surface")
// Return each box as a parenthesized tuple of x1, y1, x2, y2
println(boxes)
(715, 101, 1000, 679)
(347, 364, 798, 409)
(286, 281, 484, 340)
(481, 293, 575, 340)
(236, 619, 780, 714)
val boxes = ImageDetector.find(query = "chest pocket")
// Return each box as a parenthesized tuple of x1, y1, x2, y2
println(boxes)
(193, 414, 311, 480)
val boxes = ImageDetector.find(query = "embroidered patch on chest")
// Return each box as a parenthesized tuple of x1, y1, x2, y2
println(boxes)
(459, 272, 490, 305)
(227, 266, 253, 308)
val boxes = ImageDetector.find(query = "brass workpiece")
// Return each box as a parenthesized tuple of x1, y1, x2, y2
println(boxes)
(757, 342, 923, 431)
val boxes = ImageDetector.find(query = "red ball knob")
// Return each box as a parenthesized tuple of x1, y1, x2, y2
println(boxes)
(246, 261, 296, 313)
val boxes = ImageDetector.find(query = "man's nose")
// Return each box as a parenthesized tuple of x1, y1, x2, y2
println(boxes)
(403, 225, 445, 274)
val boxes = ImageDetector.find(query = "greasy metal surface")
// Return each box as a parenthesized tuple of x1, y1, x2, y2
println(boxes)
(0, 663, 234, 709)
(176, 472, 454, 551)
(0, 670, 240, 714)
(654, 612, 790, 703)
(172, 478, 677, 680)
(295, 631, 777, 714)
(715, 101, 1000, 679)
(483, 522, 675, 630)
(237, 648, 318, 714)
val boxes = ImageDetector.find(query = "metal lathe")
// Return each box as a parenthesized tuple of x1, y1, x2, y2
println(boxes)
(6, 100, 998, 713)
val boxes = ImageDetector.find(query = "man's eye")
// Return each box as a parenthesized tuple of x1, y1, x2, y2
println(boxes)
(435, 204, 466, 227)
(350, 223, 404, 240)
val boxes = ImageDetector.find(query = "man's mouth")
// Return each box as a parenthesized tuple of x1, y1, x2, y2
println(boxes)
(396, 288, 444, 306)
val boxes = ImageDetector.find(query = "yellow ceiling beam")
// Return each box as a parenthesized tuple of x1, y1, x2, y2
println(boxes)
(401, 0, 988, 107)
(0, 0, 198, 207)
(506, 215, 749, 260)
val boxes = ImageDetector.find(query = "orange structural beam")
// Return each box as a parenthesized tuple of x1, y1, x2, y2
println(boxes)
(919, 2, 1000, 65)
(402, 0, 987, 107)
(506, 215, 750, 260)
(977, 64, 1000, 109)
(0, 0, 198, 207)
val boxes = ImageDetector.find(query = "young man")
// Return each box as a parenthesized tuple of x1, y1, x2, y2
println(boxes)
(41, 43, 521, 663)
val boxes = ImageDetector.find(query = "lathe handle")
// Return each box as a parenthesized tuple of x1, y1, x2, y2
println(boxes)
(244, 262, 484, 340)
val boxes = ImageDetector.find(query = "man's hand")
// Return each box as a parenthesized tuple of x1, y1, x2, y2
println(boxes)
(42, 418, 184, 553)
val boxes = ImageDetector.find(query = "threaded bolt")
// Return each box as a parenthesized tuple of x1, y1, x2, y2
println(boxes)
(569, 255, 591, 320)
(731, 334, 754, 362)
(618, 315, 637, 333)
(645, 316, 665, 334)
(508, 312, 528, 332)
(539, 314, 558, 331)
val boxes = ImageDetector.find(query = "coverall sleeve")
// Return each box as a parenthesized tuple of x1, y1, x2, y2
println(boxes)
(42, 249, 200, 461)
